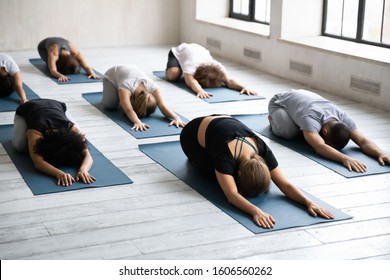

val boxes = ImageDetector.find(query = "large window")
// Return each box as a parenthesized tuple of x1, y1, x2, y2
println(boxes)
(323, 0, 390, 48)
(229, 0, 271, 25)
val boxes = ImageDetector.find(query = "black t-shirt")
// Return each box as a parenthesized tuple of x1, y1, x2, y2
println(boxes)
(205, 117, 278, 175)
(16, 99, 73, 133)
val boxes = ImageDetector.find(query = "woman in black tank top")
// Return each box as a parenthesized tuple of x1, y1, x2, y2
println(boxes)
(180, 115, 334, 229)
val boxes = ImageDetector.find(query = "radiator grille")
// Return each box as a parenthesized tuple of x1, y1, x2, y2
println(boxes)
(243, 48, 261, 60)
(350, 75, 381, 95)
(289, 60, 312, 75)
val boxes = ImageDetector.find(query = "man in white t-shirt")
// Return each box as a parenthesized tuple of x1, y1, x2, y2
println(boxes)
(268, 89, 390, 173)
(0, 53, 28, 103)
(165, 43, 256, 99)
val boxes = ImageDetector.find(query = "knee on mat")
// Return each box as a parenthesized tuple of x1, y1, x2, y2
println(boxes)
(165, 68, 181, 81)
(12, 115, 28, 152)
(269, 109, 299, 139)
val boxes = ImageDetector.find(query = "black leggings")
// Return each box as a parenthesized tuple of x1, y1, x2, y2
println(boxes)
(166, 50, 181, 70)
(180, 116, 214, 177)
(0, 74, 14, 97)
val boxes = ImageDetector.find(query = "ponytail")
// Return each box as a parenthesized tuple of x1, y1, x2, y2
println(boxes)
(237, 153, 271, 197)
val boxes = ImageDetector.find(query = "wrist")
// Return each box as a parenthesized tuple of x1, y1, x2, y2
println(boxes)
(251, 206, 261, 217)
(305, 200, 315, 208)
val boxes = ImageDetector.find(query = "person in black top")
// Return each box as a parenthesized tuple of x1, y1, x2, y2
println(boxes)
(180, 115, 334, 228)
(37, 37, 101, 82)
(12, 99, 95, 186)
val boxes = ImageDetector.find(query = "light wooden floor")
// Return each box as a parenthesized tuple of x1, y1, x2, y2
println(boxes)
(1, 46, 389, 260)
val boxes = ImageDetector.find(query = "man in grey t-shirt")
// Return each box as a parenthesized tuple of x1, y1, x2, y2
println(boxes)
(268, 89, 390, 173)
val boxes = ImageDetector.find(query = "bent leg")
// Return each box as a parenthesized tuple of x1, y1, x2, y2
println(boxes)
(0, 75, 14, 97)
(165, 50, 182, 81)
(180, 117, 214, 176)
(166, 67, 182, 81)
(268, 108, 299, 139)
(12, 114, 28, 152)
(101, 78, 119, 109)
(268, 95, 299, 139)
(37, 39, 48, 62)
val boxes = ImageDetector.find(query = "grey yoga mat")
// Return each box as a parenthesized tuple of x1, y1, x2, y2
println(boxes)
(139, 140, 351, 234)
(153, 70, 265, 103)
(83, 91, 188, 139)
(0, 124, 132, 195)
(29, 58, 102, 84)
(233, 113, 390, 178)
(0, 84, 40, 112)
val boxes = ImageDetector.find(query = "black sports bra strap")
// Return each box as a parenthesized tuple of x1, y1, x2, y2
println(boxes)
(233, 136, 258, 159)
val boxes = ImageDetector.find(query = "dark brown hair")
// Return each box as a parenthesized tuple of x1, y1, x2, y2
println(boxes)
(56, 55, 80, 75)
(193, 64, 226, 88)
(35, 128, 87, 167)
(328, 122, 351, 150)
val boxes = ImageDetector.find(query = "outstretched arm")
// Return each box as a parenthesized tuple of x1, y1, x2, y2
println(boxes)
(303, 130, 366, 172)
(224, 78, 256, 95)
(12, 72, 28, 104)
(152, 89, 186, 128)
(118, 88, 149, 131)
(46, 45, 69, 82)
(216, 171, 275, 228)
(68, 42, 100, 79)
(351, 129, 390, 166)
(270, 166, 334, 219)
(71, 126, 96, 184)
(27, 130, 75, 186)
(183, 73, 213, 99)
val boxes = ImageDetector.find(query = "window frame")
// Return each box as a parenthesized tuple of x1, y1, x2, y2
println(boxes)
(229, 0, 270, 25)
(322, 0, 390, 48)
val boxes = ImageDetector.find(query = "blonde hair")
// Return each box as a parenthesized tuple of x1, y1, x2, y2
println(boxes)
(132, 90, 157, 117)
(193, 64, 226, 88)
(237, 154, 271, 197)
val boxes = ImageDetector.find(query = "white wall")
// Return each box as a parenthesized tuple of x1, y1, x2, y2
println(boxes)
(2, 0, 389, 110)
(180, 0, 390, 111)
(0, 0, 181, 50)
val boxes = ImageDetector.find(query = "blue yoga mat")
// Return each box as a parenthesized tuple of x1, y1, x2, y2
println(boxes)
(82, 91, 188, 139)
(153, 70, 265, 103)
(0, 124, 132, 195)
(0, 84, 40, 112)
(139, 141, 351, 234)
(234, 114, 390, 178)
(29, 58, 102, 84)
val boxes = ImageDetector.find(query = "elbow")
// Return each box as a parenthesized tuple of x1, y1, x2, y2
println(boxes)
(225, 193, 238, 205)
(32, 161, 44, 172)
(226, 197, 234, 205)
(313, 146, 322, 155)
(312, 144, 327, 156)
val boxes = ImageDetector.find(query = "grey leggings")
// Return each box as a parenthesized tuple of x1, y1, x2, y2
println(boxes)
(101, 78, 119, 109)
(12, 111, 77, 152)
(268, 94, 300, 139)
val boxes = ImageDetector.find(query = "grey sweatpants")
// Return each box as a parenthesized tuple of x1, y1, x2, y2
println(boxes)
(101, 78, 119, 109)
(268, 94, 300, 139)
